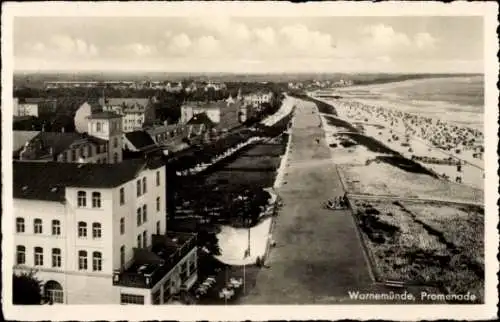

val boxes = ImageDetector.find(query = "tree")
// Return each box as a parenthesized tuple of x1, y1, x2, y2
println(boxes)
(13, 271, 43, 305)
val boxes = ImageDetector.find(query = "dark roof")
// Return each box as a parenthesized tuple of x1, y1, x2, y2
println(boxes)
(23, 98, 57, 104)
(13, 131, 40, 152)
(88, 111, 122, 119)
(38, 132, 107, 156)
(13, 158, 165, 202)
(186, 112, 216, 127)
(124, 131, 157, 151)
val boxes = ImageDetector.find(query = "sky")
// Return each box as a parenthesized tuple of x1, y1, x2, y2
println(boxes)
(13, 16, 484, 74)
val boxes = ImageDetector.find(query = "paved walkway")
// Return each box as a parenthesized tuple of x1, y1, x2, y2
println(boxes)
(241, 98, 374, 304)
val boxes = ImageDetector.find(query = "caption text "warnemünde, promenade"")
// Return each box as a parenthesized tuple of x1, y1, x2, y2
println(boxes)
(348, 291, 478, 302)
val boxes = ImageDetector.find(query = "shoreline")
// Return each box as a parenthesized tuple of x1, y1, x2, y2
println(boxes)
(313, 95, 484, 188)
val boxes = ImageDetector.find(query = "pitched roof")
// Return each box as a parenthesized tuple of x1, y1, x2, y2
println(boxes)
(13, 131, 40, 152)
(39, 132, 106, 156)
(14, 131, 107, 158)
(88, 111, 122, 119)
(124, 131, 157, 151)
(13, 158, 164, 202)
(186, 112, 216, 127)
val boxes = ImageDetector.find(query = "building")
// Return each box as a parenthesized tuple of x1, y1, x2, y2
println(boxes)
(13, 131, 109, 163)
(186, 112, 216, 139)
(123, 131, 158, 153)
(12, 159, 197, 304)
(87, 112, 124, 164)
(14, 98, 57, 117)
(74, 101, 102, 134)
(180, 102, 222, 124)
(243, 91, 273, 107)
(102, 98, 156, 133)
(204, 82, 226, 91)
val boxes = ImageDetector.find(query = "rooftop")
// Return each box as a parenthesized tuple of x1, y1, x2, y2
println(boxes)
(13, 157, 164, 202)
(186, 112, 216, 127)
(113, 232, 197, 289)
(13, 131, 40, 152)
(124, 131, 157, 151)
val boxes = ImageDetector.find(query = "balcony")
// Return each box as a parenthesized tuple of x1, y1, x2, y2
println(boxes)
(113, 232, 197, 289)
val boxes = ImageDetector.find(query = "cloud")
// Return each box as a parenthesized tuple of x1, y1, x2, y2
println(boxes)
(124, 43, 156, 56)
(167, 33, 192, 54)
(415, 32, 437, 50)
(20, 35, 98, 59)
(194, 36, 220, 57)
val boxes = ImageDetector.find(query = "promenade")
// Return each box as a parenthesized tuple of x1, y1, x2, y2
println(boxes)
(241, 98, 374, 304)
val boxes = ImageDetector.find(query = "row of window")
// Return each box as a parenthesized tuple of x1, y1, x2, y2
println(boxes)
(136, 171, 161, 197)
(15, 218, 102, 239)
(77, 191, 102, 208)
(61, 144, 107, 162)
(136, 221, 162, 249)
(15, 246, 103, 271)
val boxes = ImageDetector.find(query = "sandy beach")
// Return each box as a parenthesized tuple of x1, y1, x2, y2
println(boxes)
(314, 94, 484, 190)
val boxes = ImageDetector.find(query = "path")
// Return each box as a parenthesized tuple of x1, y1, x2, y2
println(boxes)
(240, 98, 375, 304)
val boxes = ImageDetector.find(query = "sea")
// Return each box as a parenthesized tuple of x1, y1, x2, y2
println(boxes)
(337, 76, 484, 131)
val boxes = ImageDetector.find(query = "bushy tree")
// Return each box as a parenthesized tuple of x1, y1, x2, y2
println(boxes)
(13, 271, 43, 305)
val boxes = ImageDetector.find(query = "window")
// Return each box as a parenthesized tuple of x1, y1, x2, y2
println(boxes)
(120, 293, 145, 305)
(96, 145, 101, 154)
(156, 197, 160, 212)
(52, 248, 61, 268)
(71, 149, 76, 161)
(113, 137, 118, 148)
(120, 246, 125, 268)
(80, 146, 86, 158)
(16, 217, 25, 233)
(136, 180, 141, 197)
(77, 191, 86, 207)
(142, 177, 147, 194)
(120, 187, 125, 205)
(120, 218, 125, 235)
(78, 222, 87, 238)
(34, 218, 43, 234)
(96, 122, 102, 132)
(136, 208, 142, 226)
(156, 221, 161, 235)
(61, 152, 67, 162)
(142, 231, 147, 248)
(137, 234, 142, 249)
(78, 250, 88, 270)
(142, 205, 147, 223)
(103, 144, 107, 153)
(52, 220, 61, 236)
(88, 146, 93, 157)
(92, 192, 101, 208)
(156, 171, 160, 186)
(92, 252, 102, 271)
(189, 258, 196, 275)
(16, 245, 26, 264)
(92, 223, 102, 238)
(34, 247, 43, 266)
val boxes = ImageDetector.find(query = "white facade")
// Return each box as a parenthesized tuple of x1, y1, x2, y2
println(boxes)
(17, 103, 39, 117)
(87, 116, 123, 164)
(74, 102, 93, 133)
(244, 92, 273, 107)
(181, 105, 221, 124)
(13, 166, 167, 304)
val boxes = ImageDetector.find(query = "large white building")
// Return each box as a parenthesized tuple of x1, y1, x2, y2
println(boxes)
(101, 98, 156, 133)
(13, 159, 197, 304)
(243, 91, 273, 107)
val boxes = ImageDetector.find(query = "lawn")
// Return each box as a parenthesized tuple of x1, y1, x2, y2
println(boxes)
(204, 170, 277, 190)
(342, 163, 484, 204)
(224, 156, 281, 171)
(242, 144, 286, 157)
(351, 199, 484, 303)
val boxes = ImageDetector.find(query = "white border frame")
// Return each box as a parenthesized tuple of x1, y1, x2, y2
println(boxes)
(2, 1, 498, 320)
